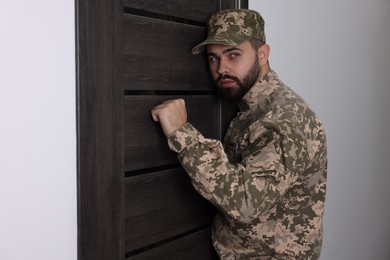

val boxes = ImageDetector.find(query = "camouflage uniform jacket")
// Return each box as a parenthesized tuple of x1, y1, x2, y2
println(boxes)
(168, 70, 327, 259)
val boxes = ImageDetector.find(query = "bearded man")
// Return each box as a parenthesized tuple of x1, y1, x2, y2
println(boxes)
(151, 9, 327, 260)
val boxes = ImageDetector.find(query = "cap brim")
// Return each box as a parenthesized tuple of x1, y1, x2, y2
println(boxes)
(191, 39, 230, 55)
(191, 34, 250, 55)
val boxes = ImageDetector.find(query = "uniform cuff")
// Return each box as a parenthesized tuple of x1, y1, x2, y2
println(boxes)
(167, 122, 200, 153)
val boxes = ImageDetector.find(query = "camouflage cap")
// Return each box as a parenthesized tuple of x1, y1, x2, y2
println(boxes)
(191, 9, 266, 55)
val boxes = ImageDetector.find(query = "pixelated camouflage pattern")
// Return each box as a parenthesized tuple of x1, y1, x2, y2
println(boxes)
(191, 9, 266, 54)
(168, 70, 327, 259)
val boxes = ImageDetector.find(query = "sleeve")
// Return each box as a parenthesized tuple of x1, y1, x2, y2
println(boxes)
(167, 121, 309, 224)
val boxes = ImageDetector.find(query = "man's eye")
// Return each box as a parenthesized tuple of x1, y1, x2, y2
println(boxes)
(229, 53, 240, 59)
(208, 56, 219, 62)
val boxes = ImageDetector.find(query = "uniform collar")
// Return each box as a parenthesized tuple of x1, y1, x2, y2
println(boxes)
(237, 69, 281, 113)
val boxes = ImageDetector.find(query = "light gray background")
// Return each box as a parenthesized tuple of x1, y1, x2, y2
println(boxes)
(0, 1, 77, 260)
(0, 0, 389, 259)
(250, 1, 390, 259)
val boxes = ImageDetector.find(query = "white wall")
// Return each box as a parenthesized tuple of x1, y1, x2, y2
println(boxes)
(0, 1, 77, 260)
(250, 1, 390, 259)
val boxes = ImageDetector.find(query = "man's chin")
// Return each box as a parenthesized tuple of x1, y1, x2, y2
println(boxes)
(221, 89, 243, 103)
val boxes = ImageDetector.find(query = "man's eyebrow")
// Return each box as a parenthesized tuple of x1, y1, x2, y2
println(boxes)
(222, 47, 243, 54)
(207, 47, 243, 57)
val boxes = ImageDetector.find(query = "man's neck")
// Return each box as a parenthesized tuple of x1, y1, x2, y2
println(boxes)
(259, 62, 270, 80)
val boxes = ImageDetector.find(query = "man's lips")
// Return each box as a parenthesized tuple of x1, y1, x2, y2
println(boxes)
(219, 79, 237, 88)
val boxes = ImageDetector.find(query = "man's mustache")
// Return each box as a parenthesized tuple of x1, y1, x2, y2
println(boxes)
(217, 74, 240, 83)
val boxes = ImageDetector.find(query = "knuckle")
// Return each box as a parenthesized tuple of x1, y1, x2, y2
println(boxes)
(178, 98, 185, 106)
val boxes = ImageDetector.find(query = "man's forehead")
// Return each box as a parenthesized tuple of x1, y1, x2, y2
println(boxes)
(206, 42, 250, 54)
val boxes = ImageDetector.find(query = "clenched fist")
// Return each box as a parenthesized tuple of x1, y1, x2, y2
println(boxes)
(151, 98, 188, 137)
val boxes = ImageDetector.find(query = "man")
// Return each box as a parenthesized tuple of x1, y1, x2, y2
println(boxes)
(151, 9, 327, 260)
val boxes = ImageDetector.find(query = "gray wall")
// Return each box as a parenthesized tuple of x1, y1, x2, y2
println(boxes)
(0, 1, 77, 259)
(249, 1, 390, 259)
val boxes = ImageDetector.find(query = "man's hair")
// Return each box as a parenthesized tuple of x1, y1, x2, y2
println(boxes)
(249, 38, 265, 51)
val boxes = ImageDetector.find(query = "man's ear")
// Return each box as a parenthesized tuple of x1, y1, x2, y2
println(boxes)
(258, 43, 270, 66)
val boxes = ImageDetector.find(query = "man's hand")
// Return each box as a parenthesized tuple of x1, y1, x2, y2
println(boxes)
(151, 98, 188, 137)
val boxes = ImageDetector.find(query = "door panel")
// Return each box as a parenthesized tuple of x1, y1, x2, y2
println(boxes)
(125, 168, 215, 252)
(126, 229, 216, 260)
(123, 0, 219, 22)
(122, 2, 223, 256)
(123, 15, 213, 91)
(124, 95, 219, 172)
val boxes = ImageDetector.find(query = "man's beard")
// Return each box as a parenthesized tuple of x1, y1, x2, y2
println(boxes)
(218, 57, 261, 102)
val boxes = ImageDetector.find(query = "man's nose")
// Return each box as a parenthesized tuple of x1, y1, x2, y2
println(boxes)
(217, 59, 229, 75)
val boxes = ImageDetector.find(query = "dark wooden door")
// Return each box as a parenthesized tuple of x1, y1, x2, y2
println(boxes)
(76, 1, 248, 259)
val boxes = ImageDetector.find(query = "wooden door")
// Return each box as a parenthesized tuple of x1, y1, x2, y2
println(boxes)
(76, 0, 248, 259)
